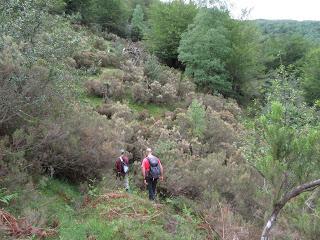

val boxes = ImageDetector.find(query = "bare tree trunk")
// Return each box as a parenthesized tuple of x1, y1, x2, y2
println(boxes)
(261, 179, 320, 240)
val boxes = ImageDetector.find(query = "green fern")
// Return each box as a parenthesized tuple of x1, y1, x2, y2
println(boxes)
(0, 188, 18, 205)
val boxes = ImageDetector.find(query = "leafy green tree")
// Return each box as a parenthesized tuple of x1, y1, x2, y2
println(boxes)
(227, 20, 265, 100)
(131, 4, 145, 41)
(178, 8, 232, 94)
(262, 34, 311, 71)
(179, 8, 264, 98)
(146, 0, 198, 67)
(129, 0, 155, 17)
(302, 48, 320, 104)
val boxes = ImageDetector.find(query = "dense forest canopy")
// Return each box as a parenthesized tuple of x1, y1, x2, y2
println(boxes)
(0, 0, 319, 239)
(255, 19, 320, 42)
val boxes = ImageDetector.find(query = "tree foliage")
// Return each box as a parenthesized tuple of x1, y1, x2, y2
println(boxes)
(256, 19, 320, 42)
(66, 0, 131, 36)
(146, 0, 198, 67)
(179, 8, 264, 99)
(248, 66, 320, 199)
(247, 67, 320, 239)
(302, 48, 320, 104)
(227, 20, 265, 99)
(131, 4, 145, 41)
(262, 34, 311, 71)
(179, 8, 231, 94)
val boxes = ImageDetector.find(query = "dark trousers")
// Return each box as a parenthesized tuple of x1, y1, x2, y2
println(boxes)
(147, 178, 158, 201)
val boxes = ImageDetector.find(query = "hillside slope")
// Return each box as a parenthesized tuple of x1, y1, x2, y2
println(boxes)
(2, 178, 211, 240)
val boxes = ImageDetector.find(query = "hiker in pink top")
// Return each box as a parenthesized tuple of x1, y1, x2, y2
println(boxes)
(141, 148, 163, 200)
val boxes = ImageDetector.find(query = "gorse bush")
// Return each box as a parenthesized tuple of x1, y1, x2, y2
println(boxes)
(26, 111, 120, 182)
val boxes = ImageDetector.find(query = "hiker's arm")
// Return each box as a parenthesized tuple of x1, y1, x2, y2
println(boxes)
(141, 161, 147, 185)
(159, 161, 164, 181)
(141, 165, 146, 179)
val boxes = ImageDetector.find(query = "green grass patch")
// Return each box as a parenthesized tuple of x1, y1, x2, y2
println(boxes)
(5, 178, 207, 240)
(101, 67, 124, 76)
(81, 94, 103, 108)
(90, 191, 206, 240)
(127, 100, 171, 118)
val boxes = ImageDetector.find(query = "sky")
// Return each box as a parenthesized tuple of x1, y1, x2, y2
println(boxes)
(229, 0, 320, 21)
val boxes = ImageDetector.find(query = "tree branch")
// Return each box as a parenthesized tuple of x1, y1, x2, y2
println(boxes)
(261, 179, 320, 240)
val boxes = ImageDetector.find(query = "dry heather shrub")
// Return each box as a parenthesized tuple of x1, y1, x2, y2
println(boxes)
(162, 68, 195, 100)
(73, 51, 121, 69)
(174, 112, 190, 138)
(200, 94, 225, 112)
(101, 68, 124, 80)
(92, 37, 108, 51)
(97, 102, 134, 121)
(121, 60, 144, 82)
(203, 107, 238, 155)
(132, 82, 150, 103)
(197, 94, 242, 118)
(202, 205, 261, 240)
(157, 148, 260, 220)
(225, 98, 242, 117)
(162, 83, 178, 104)
(176, 77, 195, 100)
(136, 110, 150, 121)
(85, 76, 125, 100)
(109, 119, 152, 163)
(97, 103, 116, 118)
(109, 78, 125, 101)
(149, 81, 163, 103)
(103, 32, 120, 42)
(112, 103, 134, 121)
(95, 51, 109, 67)
(85, 80, 106, 97)
(64, 57, 77, 68)
(97, 51, 122, 68)
(73, 51, 96, 68)
(28, 112, 119, 182)
(100, 72, 125, 100)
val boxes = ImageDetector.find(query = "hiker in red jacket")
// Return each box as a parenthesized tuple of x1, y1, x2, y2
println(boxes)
(141, 148, 163, 201)
(115, 149, 130, 191)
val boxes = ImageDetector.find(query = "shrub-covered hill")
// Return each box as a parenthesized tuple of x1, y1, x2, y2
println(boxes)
(1, 1, 320, 240)
(0, 2, 260, 238)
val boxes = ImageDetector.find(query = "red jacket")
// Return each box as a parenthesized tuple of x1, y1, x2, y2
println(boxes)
(115, 156, 129, 176)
